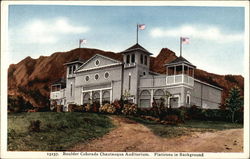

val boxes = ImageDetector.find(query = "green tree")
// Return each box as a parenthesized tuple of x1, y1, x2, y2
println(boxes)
(225, 86, 243, 123)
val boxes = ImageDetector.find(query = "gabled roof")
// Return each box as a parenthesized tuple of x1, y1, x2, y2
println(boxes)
(165, 56, 196, 68)
(121, 43, 153, 55)
(76, 54, 122, 72)
(64, 58, 84, 65)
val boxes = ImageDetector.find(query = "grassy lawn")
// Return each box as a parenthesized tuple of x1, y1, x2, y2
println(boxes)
(127, 116, 243, 138)
(8, 112, 114, 151)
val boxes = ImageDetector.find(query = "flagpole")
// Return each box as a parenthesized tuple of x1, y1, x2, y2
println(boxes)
(79, 39, 81, 48)
(136, 24, 138, 44)
(180, 37, 182, 57)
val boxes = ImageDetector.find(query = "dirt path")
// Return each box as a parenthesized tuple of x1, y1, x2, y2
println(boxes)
(70, 116, 243, 152)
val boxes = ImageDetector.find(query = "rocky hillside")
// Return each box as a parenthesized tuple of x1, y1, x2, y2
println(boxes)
(8, 47, 244, 108)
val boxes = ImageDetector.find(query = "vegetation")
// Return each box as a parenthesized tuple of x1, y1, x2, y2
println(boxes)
(8, 112, 114, 151)
(8, 95, 33, 112)
(225, 86, 244, 123)
(127, 116, 243, 138)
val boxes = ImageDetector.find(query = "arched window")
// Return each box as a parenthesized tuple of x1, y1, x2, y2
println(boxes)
(102, 90, 110, 104)
(83, 93, 90, 104)
(154, 89, 165, 106)
(93, 91, 100, 103)
(140, 90, 151, 108)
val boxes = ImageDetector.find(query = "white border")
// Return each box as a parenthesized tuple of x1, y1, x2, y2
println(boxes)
(1, 1, 249, 159)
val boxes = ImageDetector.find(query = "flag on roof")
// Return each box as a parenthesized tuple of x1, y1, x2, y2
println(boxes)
(181, 37, 190, 44)
(138, 24, 146, 30)
(80, 39, 87, 44)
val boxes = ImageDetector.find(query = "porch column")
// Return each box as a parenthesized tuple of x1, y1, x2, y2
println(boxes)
(150, 89, 154, 107)
(174, 66, 176, 83)
(90, 91, 93, 104)
(100, 90, 103, 105)
(110, 89, 113, 103)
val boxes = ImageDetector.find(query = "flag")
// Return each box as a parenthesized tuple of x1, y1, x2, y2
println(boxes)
(138, 24, 146, 30)
(80, 39, 87, 44)
(181, 37, 190, 44)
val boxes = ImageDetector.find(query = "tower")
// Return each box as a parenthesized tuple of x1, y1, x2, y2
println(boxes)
(121, 43, 153, 104)
(64, 59, 84, 106)
(165, 56, 196, 107)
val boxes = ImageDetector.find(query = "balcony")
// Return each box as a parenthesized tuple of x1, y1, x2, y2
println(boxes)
(166, 74, 194, 86)
(50, 89, 65, 100)
(124, 62, 136, 68)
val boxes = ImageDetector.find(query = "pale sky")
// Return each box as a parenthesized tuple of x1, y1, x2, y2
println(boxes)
(8, 5, 245, 75)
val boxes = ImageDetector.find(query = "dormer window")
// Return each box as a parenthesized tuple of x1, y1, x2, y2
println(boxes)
(140, 54, 143, 64)
(126, 55, 130, 64)
(69, 66, 72, 74)
(144, 56, 147, 65)
(131, 54, 135, 63)
(73, 65, 76, 73)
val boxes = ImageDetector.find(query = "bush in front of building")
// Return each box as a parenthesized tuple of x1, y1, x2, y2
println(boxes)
(121, 104, 138, 115)
(111, 100, 122, 114)
(99, 103, 116, 114)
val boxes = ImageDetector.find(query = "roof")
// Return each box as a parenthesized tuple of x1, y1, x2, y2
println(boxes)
(51, 78, 66, 88)
(76, 54, 122, 73)
(121, 43, 153, 55)
(165, 56, 196, 68)
(64, 58, 84, 65)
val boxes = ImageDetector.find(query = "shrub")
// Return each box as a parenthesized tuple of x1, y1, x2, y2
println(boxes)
(8, 95, 34, 113)
(112, 100, 122, 113)
(122, 104, 137, 115)
(99, 103, 116, 114)
(68, 104, 76, 112)
(56, 105, 63, 112)
(28, 120, 41, 132)
(74, 105, 84, 112)
(91, 102, 100, 113)
(84, 104, 91, 112)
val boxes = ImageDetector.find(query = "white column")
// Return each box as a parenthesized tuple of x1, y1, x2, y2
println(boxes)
(150, 89, 154, 107)
(174, 66, 176, 83)
(100, 90, 103, 105)
(90, 91, 93, 104)
(110, 89, 113, 103)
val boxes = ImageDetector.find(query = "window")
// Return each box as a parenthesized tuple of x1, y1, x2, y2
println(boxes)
(128, 73, 131, 90)
(69, 66, 72, 74)
(85, 75, 90, 81)
(186, 94, 190, 105)
(104, 72, 109, 79)
(70, 83, 73, 97)
(131, 54, 135, 63)
(95, 60, 100, 66)
(143, 72, 146, 76)
(140, 54, 143, 64)
(94, 74, 99, 80)
(144, 56, 147, 65)
(73, 65, 76, 73)
(126, 55, 130, 64)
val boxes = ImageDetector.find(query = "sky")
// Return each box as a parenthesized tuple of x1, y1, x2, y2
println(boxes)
(8, 5, 245, 76)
